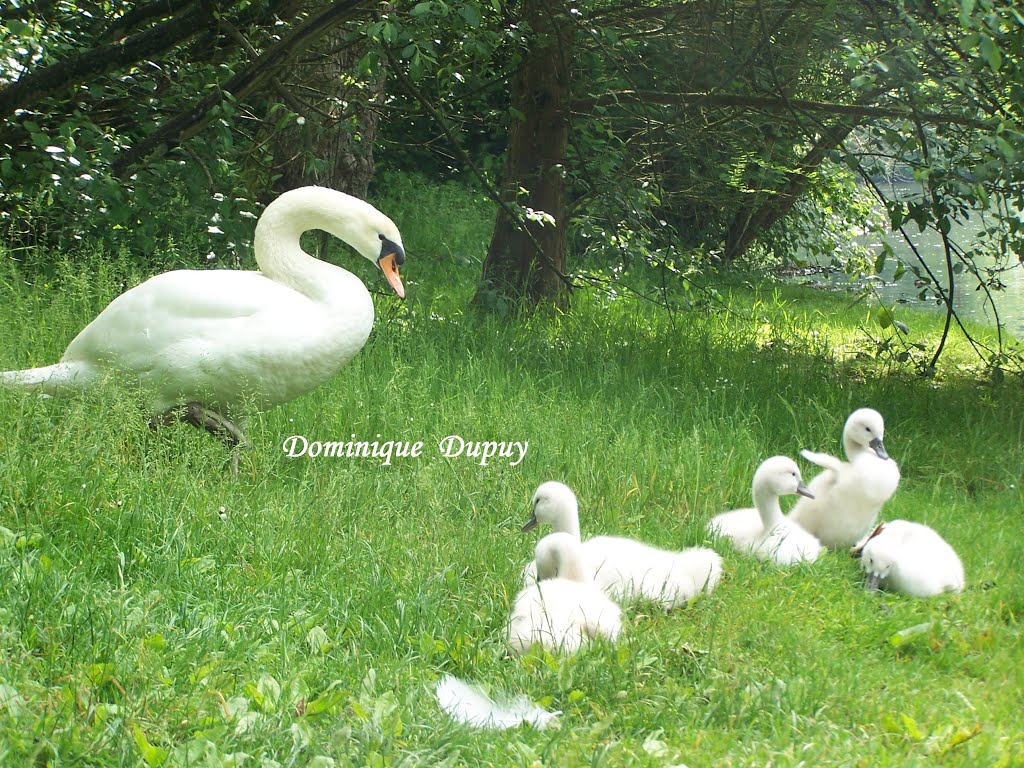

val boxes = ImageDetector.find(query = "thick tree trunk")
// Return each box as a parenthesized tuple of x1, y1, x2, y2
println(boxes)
(477, 0, 572, 306)
(269, 33, 384, 200)
(722, 119, 858, 262)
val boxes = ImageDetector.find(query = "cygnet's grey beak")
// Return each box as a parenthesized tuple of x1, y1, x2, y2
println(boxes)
(864, 571, 883, 591)
(796, 481, 814, 499)
(521, 515, 538, 533)
(869, 436, 889, 460)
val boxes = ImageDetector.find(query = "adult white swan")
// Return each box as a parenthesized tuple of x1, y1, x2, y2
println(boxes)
(0, 186, 405, 448)
(522, 481, 723, 608)
(788, 408, 901, 549)
(851, 520, 964, 597)
(707, 456, 822, 566)
(508, 532, 622, 656)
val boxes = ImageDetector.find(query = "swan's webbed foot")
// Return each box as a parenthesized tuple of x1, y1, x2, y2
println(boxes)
(151, 403, 251, 477)
(152, 402, 250, 448)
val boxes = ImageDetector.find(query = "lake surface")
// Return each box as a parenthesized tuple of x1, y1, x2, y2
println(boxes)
(806, 184, 1024, 337)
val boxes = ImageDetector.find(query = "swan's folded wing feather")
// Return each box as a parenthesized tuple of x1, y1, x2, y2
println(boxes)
(799, 449, 845, 474)
(63, 271, 310, 362)
(435, 675, 559, 730)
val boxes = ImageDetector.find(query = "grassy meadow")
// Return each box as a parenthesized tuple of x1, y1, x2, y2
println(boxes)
(1, 177, 1023, 767)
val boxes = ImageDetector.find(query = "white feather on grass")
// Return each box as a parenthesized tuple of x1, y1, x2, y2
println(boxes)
(434, 675, 560, 730)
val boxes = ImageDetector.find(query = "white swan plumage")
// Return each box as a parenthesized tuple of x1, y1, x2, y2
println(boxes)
(434, 675, 559, 730)
(708, 456, 822, 566)
(508, 532, 622, 656)
(0, 186, 405, 443)
(852, 520, 964, 597)
(521, 481, 722, 608)
(788, 408, 901, 549)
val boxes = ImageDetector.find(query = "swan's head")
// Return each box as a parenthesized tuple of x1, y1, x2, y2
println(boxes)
(753, 456, 814, 500)
(374, 231, 406, 299)
(352, 206, 404, 298)
(860, 543, 897, 591)
(523, 481, 580, 535)
(843, 408, 889, 460)
(262, 186, 407, 298)
(850, 522, 893, 590)
(534, 532, 590, 582)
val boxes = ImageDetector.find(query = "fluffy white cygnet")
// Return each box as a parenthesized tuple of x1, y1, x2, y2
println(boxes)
(852, 519, 964, 597)
(708, 456, 822, 566)
(521, 481, 723, 608)
(508, 532, 622, 656)
(788, 408, 901, 549)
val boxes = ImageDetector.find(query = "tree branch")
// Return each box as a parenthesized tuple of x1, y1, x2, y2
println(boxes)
(112, 0, 369, 176)
(0, 2, 221, 118)
(99, 0, 199, 42)
(573, 90, 992, 129)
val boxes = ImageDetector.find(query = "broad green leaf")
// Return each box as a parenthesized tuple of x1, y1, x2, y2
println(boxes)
(889, 621, 934, 647)
(132, 723, 168, 766)
(901, 713, 925, 740)
(959, 0, 976, 28)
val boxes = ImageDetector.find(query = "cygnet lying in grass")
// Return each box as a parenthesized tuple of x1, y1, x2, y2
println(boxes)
(851, 519, 964, 597)
(521, 481, 722, 608)
(708, 455, 822, 566)
(788, 408, 901, 549)
(508, 532, 622, 656)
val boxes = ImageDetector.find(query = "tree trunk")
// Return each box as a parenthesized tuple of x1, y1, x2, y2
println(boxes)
(722, 119, 858, 262)
(476, 0, 572, 307)
(269, 31, 384, 200)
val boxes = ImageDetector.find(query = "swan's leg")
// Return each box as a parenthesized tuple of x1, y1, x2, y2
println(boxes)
(151, 403, 251, 476)
(228, 416, 249, 479)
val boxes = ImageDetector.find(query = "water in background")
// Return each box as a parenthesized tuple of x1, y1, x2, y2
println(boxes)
(814, 183, 1024, 337)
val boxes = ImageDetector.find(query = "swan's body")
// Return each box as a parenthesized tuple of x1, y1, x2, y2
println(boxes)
(852, 520, 964, 597)
(788, 408, 901, 549)
(521, 481, 722, 608)
(508, 532, 622, 656)
(1, 186, 405, 434)
(708, 456, 822, 566)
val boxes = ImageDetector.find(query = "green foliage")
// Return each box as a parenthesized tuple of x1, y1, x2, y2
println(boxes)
(0, 1, 303, 261)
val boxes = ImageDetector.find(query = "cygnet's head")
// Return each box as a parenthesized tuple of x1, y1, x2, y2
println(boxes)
(523, 481, 579, 534)
(860, 543, 897, 591)
(534, 532, 589, 583)
(843, 408, 889, 460)
(850, 522, 893, 590)
(753, 456, 815, 500)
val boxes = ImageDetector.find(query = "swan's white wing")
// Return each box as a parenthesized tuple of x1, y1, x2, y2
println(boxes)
(799, 449, 845, 474)
(435, 675, 559, 730)
(63, 270, 305, 363)
(708, 507, 764, 552)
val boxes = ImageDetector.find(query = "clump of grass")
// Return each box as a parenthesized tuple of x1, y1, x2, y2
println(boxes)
(0, 178, 1022, 766)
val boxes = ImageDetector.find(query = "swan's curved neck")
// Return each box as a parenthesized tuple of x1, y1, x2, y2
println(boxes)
(843, 435, 862, 459)
(538, 547, 588, 583)
(557, 551, 589, 583)
(753, 485, 785, 529)
(555, 503, 582, 538)
(253, 188, 372, 302)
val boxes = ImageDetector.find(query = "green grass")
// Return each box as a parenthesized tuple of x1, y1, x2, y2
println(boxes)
(1, 177, 1023, 766)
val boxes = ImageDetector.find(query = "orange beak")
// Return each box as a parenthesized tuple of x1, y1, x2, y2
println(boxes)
(378, 252, 405, 299)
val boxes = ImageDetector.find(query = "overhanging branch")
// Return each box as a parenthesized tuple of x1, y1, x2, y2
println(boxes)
(112, 0, 369, 176)
(574, 90, 992, 129)
(0, 3, 216, 118)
